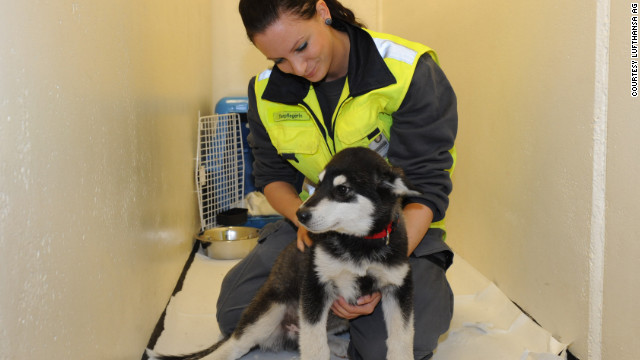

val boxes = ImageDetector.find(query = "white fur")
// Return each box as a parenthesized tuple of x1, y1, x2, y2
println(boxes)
(313, 247, 360, 302)
(298, 303, 332, 360)
(314, 247, 410, 304)
(381, 293, 415, 360)
(211, 303, 288, 360)
(332, 175, 347, 186)
(388, 177, 421, 197)
(367, 262, 410, 288)
(300, 197, 374, 236)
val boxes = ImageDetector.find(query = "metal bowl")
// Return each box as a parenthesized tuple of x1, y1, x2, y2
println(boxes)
(196, 226, 259, 260)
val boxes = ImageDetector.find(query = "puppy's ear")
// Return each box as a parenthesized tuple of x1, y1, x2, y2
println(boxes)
(380, 166, 421, 197)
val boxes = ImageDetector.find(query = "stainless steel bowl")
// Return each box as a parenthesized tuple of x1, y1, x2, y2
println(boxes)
(196, 226, 259, 260)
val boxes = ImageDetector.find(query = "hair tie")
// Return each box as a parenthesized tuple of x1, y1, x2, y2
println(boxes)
(325, 18, 333, 26)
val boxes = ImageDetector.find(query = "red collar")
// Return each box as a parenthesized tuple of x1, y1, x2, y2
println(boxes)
(364, 222, 394, 244)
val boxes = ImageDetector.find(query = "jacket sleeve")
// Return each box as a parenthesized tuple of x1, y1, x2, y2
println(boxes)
(246, 77, 301, 190)
(387, 54, 458, 222)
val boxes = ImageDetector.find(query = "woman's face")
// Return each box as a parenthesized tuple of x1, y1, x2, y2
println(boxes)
(252, 3, 347, 82)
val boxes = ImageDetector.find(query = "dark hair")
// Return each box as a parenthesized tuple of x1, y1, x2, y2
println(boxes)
(239, 0, 364, 41)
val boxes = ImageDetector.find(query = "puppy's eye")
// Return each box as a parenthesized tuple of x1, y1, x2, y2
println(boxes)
(335, 185, 350, 196)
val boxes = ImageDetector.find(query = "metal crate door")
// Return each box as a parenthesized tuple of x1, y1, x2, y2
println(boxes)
(195, 113, 245, 231)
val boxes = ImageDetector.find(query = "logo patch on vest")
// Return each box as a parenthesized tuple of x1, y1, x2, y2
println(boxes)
(274, 111, 310, 122)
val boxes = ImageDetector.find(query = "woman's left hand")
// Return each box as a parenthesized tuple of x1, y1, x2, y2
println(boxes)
(330, 293, 381, 319)
(296, 226, 313, 252)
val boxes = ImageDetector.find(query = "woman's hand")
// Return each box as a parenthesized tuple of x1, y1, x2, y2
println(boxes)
(296, 226, 312, 251)
(330, 293, 381, 320)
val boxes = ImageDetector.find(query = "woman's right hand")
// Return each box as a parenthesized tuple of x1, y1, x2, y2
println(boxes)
(331, 293, 382, 319)
(297, 226, 312, 251)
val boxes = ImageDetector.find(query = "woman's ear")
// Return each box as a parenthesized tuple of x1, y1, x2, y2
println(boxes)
(316, 0, 330, 20)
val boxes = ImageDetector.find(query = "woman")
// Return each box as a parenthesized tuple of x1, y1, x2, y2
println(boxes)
(217, 0, 457, 359)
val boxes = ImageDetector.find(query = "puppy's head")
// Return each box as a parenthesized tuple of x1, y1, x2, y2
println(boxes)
(296, 147, 419, 237)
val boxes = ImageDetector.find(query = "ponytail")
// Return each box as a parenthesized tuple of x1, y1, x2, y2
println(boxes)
(324, 0, 364, 28)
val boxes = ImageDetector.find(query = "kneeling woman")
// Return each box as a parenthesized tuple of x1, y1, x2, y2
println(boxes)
(217, 1, 458, 359)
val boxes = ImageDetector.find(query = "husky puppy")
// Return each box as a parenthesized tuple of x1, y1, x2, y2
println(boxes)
(148, 147, 418, 360)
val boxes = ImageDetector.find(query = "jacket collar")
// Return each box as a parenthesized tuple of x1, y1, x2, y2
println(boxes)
(262, 20, 397, 104)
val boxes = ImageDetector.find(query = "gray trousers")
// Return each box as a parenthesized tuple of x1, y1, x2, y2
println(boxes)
(216, 220, 454, 360)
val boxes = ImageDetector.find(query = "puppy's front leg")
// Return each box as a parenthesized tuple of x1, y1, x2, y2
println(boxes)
(298, 273, 333, 359)
(381, 276, 414, 360)
(299, 305, 332, 360)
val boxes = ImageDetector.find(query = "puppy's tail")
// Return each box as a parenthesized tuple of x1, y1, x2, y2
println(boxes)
(145, 336, 229, 360)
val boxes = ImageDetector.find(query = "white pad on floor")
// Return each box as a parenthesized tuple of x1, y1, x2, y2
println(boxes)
(435, 256, 567, 359)
(147, 250, 568, 360)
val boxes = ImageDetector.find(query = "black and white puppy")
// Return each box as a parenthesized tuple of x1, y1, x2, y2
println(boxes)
(147, 147, 418, 360)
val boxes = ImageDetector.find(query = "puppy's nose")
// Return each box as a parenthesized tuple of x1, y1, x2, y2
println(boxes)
(296, 209, 312, 225)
